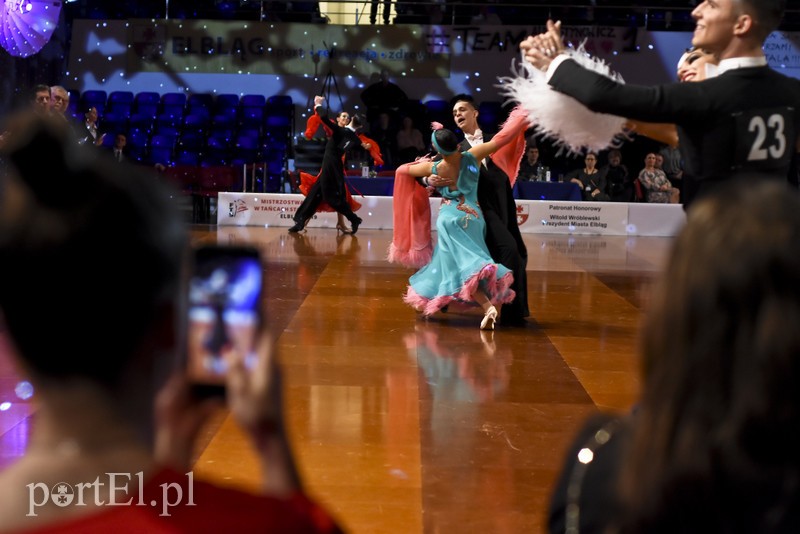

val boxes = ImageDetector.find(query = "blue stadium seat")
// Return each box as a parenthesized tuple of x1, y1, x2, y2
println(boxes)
(175, 150, 201, 166)
(188, 93, 214, 113)
(107, 91, 134, 117)
(101, 112, 129, 137)
(240, 105, 264, 128)
(127, 128, 149, 147)
(231, 134, 261, 165)
(161, 92, 187, 110)
(149, 134, 176, 165)
(161, 93, 187, 108)
(240, 94, 266, 108)
(129, 112, 155, 132)
(182, 113, 210, 135)
(211, 109, 238, 131)
(203, 134, 232, 166)
(134, 92, 160, 114)
(80, 90, 107, 115)
(215, 93, 240, 112)
(178, 131, 204, 150)
(266, 95, 292, 107)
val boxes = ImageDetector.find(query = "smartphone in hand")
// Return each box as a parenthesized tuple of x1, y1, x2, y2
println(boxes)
(186, 245, 263, 397)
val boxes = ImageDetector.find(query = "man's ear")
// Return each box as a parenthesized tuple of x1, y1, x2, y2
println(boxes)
(732, 13, 754, 37)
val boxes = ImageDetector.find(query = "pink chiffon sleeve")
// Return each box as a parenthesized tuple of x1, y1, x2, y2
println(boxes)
(387, 162, 433, 269)
(489, 106, 529, 188)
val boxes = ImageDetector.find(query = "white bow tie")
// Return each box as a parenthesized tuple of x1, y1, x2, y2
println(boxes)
(465, 129, 483, 145)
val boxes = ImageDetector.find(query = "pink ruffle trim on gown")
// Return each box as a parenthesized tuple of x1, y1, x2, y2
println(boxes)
(387, 242, 433, 269)
(403, 264, 515, 316)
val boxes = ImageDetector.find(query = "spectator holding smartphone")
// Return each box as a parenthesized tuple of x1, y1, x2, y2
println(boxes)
(0, 113, 342, 533)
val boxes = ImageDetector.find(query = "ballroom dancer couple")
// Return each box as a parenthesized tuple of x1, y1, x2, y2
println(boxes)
(391, 105, 530, 330)
(289, 96, 367, 234)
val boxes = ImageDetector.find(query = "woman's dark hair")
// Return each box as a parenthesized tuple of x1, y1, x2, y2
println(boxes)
(432, 128, 459, 155)
(350, 113, 366, 129)
(0, 114, 186, 388)
(617, 181, 800, 533)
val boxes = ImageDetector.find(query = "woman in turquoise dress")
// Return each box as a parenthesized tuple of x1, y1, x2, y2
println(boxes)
(402, 127, 520, 330)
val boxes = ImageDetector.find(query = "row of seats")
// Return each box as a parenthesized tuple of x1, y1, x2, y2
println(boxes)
(69, 90, 290, 117)
(69, 91, 293, 138)
(67, 90, 294, 174)
(68, 89, 508, 191)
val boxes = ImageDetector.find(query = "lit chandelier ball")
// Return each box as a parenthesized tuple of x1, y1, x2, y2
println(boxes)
(1, 0, 63, 57)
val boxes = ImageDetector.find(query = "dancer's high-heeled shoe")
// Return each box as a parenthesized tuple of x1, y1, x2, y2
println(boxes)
(480, 305, 497, 331)
(336, 223, 349, 234)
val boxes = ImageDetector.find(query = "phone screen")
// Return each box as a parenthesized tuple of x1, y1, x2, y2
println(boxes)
(187, 246, 262, 391)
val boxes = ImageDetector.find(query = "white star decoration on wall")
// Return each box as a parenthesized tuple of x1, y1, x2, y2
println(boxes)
(1, 0, 62, 57)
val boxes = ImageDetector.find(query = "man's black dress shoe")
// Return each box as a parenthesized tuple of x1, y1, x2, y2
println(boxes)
(350, 216, 362, 235)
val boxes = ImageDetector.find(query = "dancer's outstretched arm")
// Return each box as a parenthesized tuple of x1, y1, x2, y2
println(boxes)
(468, 106, 529, 163)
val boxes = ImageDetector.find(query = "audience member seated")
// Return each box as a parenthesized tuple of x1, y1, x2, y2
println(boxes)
(31, 84, 51, 116)
(49, 85, 70, 122)
(0, 113, 343, 533)
(110, 133, 128, 163)
(548, 181, 800, 534)
(1, 86, 51, 150)
(395, 115, 426, 165)
(565, 152, 609, 201)
(638, 152, 678, 203)
(369, 112, 398, 169)
(78, 106, 106, 147)
(603, 149, 633, 202)
(516, 141, 545, 181)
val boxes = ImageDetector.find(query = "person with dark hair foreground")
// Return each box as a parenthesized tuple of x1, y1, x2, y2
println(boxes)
(399, 108, 528, 330)
(0, 113, 342, 533)
(289, 96, 365, 234)
(548, 181, 800, 533)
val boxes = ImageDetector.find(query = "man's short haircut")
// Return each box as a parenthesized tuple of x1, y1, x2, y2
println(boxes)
(738, 0, 785, 41)
(32, 84, 50, 100)
(450, 93, 477, 110)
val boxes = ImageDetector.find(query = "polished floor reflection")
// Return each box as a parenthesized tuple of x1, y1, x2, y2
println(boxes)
(0, 226, 674, 533)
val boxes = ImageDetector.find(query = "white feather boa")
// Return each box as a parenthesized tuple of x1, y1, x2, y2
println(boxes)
(499, 44, 629, 155)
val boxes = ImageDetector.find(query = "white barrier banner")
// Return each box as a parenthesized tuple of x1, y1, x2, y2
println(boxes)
(522, 201, 629, 235)
(218, 193, 685, 237)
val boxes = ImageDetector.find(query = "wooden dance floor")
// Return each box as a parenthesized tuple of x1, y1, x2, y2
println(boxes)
(0, 225, 675, 533)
